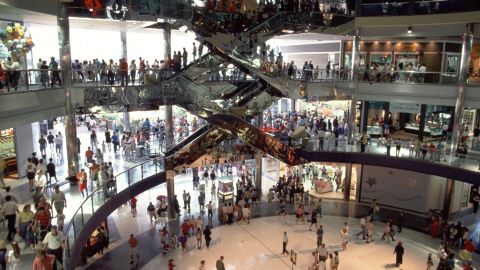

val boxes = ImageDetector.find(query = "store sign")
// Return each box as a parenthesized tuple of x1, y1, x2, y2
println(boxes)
(389, 102, 420, 114)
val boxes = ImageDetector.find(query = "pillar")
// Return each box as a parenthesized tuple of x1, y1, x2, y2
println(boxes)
(443, 178, 455, 219)
(347, 29, 360, 144)
(355, 0, 362, 16)
(164, 25, 174, 149)
(418, 104, 427, 141)
(120, 31, 131, 133)
(120, 31, 127, 60)
(451, 23, 474, 154)
(58, 3, 79, 181)
(255, 113, 263, 198)
(361, 100, 369, 133)
(343, 163, 352, 201)
(166, 171, 176, 219)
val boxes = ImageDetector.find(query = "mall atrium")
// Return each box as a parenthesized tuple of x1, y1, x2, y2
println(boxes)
(0, 0, 479, 269)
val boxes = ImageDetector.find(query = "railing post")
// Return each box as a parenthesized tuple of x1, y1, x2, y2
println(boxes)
(127, 169, 131, 186)
(141, 164, 144, 179)
(80, 206, 85, 226)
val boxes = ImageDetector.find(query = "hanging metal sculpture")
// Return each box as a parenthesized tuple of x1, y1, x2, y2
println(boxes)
(84, 0, 103, 16)
(106, 0, 128, 20)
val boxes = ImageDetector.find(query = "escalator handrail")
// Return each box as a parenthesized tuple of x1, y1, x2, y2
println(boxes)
(162, 124, 213, 156)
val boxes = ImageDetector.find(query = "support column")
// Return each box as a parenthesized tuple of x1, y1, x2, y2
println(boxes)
(343, 163, 352, 201)
(348, 29, 360, 144)
(443, 178, 455, 219)
(255, 113, 263, 199)
(164, 25, 174, 149)
(166, 171, 176, 219)
(418, 104, 427, 141)
(58, 3, 79, 182)
(361, 100, 369, 133)
(120, 31, 131, 133)
(451, 23, 474, 154)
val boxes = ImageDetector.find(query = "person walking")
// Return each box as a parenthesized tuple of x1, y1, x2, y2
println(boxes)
(46, 158, 57, 185)
(4, 195, 18, 241)
(26, 158, 36, 191)
(129, 234, 139, 266)
(366, 219, 374, 243)
(130, 197, 137, 217)
(315, 225, 324, 248)
(381, 221, 395, 243)
(393, 241, 404, 267)
(282, 231, 289, 255)
(216, 256, 225, 270)
(356, 215, 367, 239)
(203, 225, 212, 248)
(42, 225, 65, 266)
(195, 227, 203, 249)
(38, 135, 47, 156)
(309, 209, 318, 230)
(207, 201, 213, 220)
(54, 135, 63, 156)
(318, 243, 329, 265)
(168, 259, 175, 270)
(397, 211, 404, 233)
(147, 202, 157, 223)
(77, 168, 88, 198)
(332, 251, 340, 270)
(199, 260, 206, 270)
(51, 185, 67, 215)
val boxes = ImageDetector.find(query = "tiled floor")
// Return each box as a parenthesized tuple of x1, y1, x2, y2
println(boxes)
(81, 202, 480, 270)
(4, 120, 480, 269)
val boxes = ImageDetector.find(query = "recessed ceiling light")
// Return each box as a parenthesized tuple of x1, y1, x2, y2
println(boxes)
(407, 26, 413, 34)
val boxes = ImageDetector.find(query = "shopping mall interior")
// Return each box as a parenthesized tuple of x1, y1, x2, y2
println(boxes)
(0, 0, 480, 269)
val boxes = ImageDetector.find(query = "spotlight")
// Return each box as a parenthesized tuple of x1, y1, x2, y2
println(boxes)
(407, 26, 413, 34)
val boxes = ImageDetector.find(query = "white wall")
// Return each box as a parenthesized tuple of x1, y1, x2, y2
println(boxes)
(14, 123, 36, 178)
(26, 23, 60, 68)
(360, 165, 446, 213)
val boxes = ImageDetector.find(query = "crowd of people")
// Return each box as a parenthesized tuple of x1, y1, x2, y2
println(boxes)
(0, 42, 208, 93)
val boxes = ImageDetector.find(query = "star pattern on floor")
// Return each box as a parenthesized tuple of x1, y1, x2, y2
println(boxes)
(366, 177, 377, 187)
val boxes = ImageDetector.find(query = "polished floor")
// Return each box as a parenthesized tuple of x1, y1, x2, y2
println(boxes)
(82, 209, 480, 270)
(3, 121, 480, 269)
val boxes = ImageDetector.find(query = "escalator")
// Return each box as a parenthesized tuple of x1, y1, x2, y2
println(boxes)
(162, 124, 214, 157)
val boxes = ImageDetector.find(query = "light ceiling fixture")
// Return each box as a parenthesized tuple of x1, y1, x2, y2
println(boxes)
(407, 26, 413, 34)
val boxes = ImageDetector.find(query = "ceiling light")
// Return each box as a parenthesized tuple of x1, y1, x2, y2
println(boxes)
(407, 26, 413, 34)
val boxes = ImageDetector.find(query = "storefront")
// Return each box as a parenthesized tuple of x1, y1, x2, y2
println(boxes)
(0, 128, 17, 178)
(363, 101, 455, 140)
(343, 41, 462, 83)
(468, 42, 480, 82)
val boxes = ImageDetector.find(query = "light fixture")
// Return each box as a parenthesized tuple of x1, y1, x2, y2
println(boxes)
(407, 26, 413, 34)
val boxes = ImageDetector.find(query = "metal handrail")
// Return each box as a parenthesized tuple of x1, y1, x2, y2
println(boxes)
(63, 157, 163, 267)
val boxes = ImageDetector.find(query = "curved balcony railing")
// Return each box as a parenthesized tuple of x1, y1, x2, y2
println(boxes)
(63, 157, 164, 268)
(361, 0, 480, 17)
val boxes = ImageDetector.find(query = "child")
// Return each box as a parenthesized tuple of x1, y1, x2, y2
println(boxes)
(56, 213, 66, 231)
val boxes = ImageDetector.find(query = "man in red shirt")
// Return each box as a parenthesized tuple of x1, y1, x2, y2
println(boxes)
(35, 207, 52, 240)
(119, 58, 129, 86)
(130, 197, 137, 217)
(85, 147, 94, 164)
(32, 249, 56, 270)
(129, 234, 139, 265)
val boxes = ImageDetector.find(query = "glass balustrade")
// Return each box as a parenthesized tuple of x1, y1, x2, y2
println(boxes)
(63, 157, 164, 267)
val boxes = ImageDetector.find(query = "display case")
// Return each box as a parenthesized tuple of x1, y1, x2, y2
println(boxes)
(367, 125, 383, 138)
(217, 177, 234, 202)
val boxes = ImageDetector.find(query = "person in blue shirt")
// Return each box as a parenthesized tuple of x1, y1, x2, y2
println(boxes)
(111, 132, 120, 153)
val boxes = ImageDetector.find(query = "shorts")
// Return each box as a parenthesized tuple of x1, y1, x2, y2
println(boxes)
(27, 172, 35, 180)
